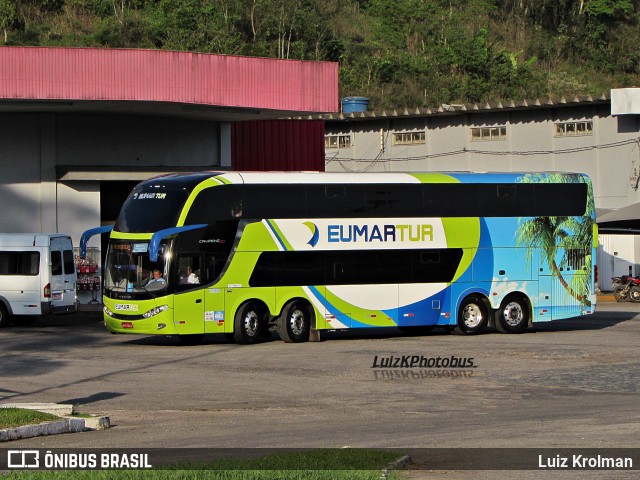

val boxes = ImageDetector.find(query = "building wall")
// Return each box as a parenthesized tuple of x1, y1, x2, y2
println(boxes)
(56, 114, 219, 168)
(0, 112, 221, 249)
(324, 105, 640, 211)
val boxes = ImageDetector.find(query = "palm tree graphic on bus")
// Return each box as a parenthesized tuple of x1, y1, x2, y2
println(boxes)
(515, 173, 594, 307)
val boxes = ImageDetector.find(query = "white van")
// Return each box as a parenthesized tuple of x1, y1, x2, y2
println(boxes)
(0, 234, 77, 326)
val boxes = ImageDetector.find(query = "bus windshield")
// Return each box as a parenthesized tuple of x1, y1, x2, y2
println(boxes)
(115, 186, 189, 233)
(104, 242, 168, 294)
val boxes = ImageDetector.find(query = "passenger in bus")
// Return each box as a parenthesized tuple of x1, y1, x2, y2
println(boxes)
(186, 267, 200, 284)
(179, 266, 200, 284)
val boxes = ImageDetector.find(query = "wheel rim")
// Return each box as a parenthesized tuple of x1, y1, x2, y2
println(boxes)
(502, 302, 524, 327)
(243, 310, 259, 337)
(462, 303, 483, 329)
(289, 309, 306, 336)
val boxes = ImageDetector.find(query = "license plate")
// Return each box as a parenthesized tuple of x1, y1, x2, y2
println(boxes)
(115, 303, 139, 311)
(53, 293, 62, 300)
(121, 322, 134, 329)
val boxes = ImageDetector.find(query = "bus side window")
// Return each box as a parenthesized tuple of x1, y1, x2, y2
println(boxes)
(325, 186, 345, 199)
(203, 255, 220, 284)
(420, 251, 441, 264)
(307, 185, 366, 217)
(333, 262, 345, 280)
(176, 256, 201, 287)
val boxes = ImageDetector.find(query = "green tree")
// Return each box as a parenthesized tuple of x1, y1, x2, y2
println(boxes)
(0, 0, 16, 43)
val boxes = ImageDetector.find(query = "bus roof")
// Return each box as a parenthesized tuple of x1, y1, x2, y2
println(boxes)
(140, 171, 590, 187)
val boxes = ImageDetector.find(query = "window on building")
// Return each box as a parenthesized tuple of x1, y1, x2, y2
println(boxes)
(325, 134, 351, 149)
(555, 121, 593, 137)
(392, 131, 426, 145)
(471, 126, 507, 141)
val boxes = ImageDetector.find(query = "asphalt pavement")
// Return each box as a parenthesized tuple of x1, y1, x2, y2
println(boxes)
(1, 297, 638, 479)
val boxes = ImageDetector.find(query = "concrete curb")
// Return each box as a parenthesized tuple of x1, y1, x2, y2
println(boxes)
(381, 455, 412, 478)
(1, 402, 75, 416)
(0, 403, 111, 442)
(0, 418, 86, 442)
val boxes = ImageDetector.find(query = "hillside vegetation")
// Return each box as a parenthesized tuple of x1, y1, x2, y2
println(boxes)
(1, 0, 639, 109)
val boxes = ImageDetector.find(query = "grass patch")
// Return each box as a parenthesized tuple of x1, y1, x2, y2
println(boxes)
(0, 408, 60, 429)
(170, 449, 402, 470)
(4, 449, 404, 480)
(71, 412, 97, 418)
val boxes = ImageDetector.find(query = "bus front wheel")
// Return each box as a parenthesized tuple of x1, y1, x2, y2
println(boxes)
(277, 300, 311, 343)
(495, 295, 529, 333)
(233, 302, 266, 344)
(453, 295, 489, 335)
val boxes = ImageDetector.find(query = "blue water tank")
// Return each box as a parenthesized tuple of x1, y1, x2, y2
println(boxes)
(342, 96, 369, 113)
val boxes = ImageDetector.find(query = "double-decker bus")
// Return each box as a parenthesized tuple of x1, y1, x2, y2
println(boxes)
(81, 171, 596, 344)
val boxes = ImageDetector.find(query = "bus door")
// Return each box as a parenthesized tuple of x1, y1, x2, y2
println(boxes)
(202, 255, 225, 334)
(173, 256, 205, 334)
(49, 237, 77, 311)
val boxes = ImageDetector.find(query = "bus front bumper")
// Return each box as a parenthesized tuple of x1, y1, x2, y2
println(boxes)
(104, 312, 177, 335)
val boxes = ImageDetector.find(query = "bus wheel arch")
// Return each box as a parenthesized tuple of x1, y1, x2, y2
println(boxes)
(233, 300, 269, 344)
(495, 293, 531, 334)
(454, 294, 490, 335)
(277, 298, 313, 343)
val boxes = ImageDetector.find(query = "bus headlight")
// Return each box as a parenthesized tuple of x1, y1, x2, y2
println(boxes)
(104, 306, 114, 317)
(143, 305, 169, 318)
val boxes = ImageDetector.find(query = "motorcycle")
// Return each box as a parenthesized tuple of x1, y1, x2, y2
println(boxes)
(611, 275, 640, 302)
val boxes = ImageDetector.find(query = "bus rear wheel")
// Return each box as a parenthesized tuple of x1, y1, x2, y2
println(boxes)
(277, 300, 311, 343)
(453, 295, 488, 335)
(234, 302, 266, 344)
(495, 295, 529, 333)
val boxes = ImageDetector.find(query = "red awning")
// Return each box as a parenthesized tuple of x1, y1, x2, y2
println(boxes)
(0, 46, 338, 114)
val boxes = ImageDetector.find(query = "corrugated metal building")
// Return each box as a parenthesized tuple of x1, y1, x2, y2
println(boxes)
(0, 46, 337, 247)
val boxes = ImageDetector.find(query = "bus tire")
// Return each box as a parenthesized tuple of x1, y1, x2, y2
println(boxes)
(453, 295, 489, 335)
(233, 302, 266, 344)
(495, 295, 529, 334)
(277, 300, 311, 343)
(0, 303, 10, 327)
